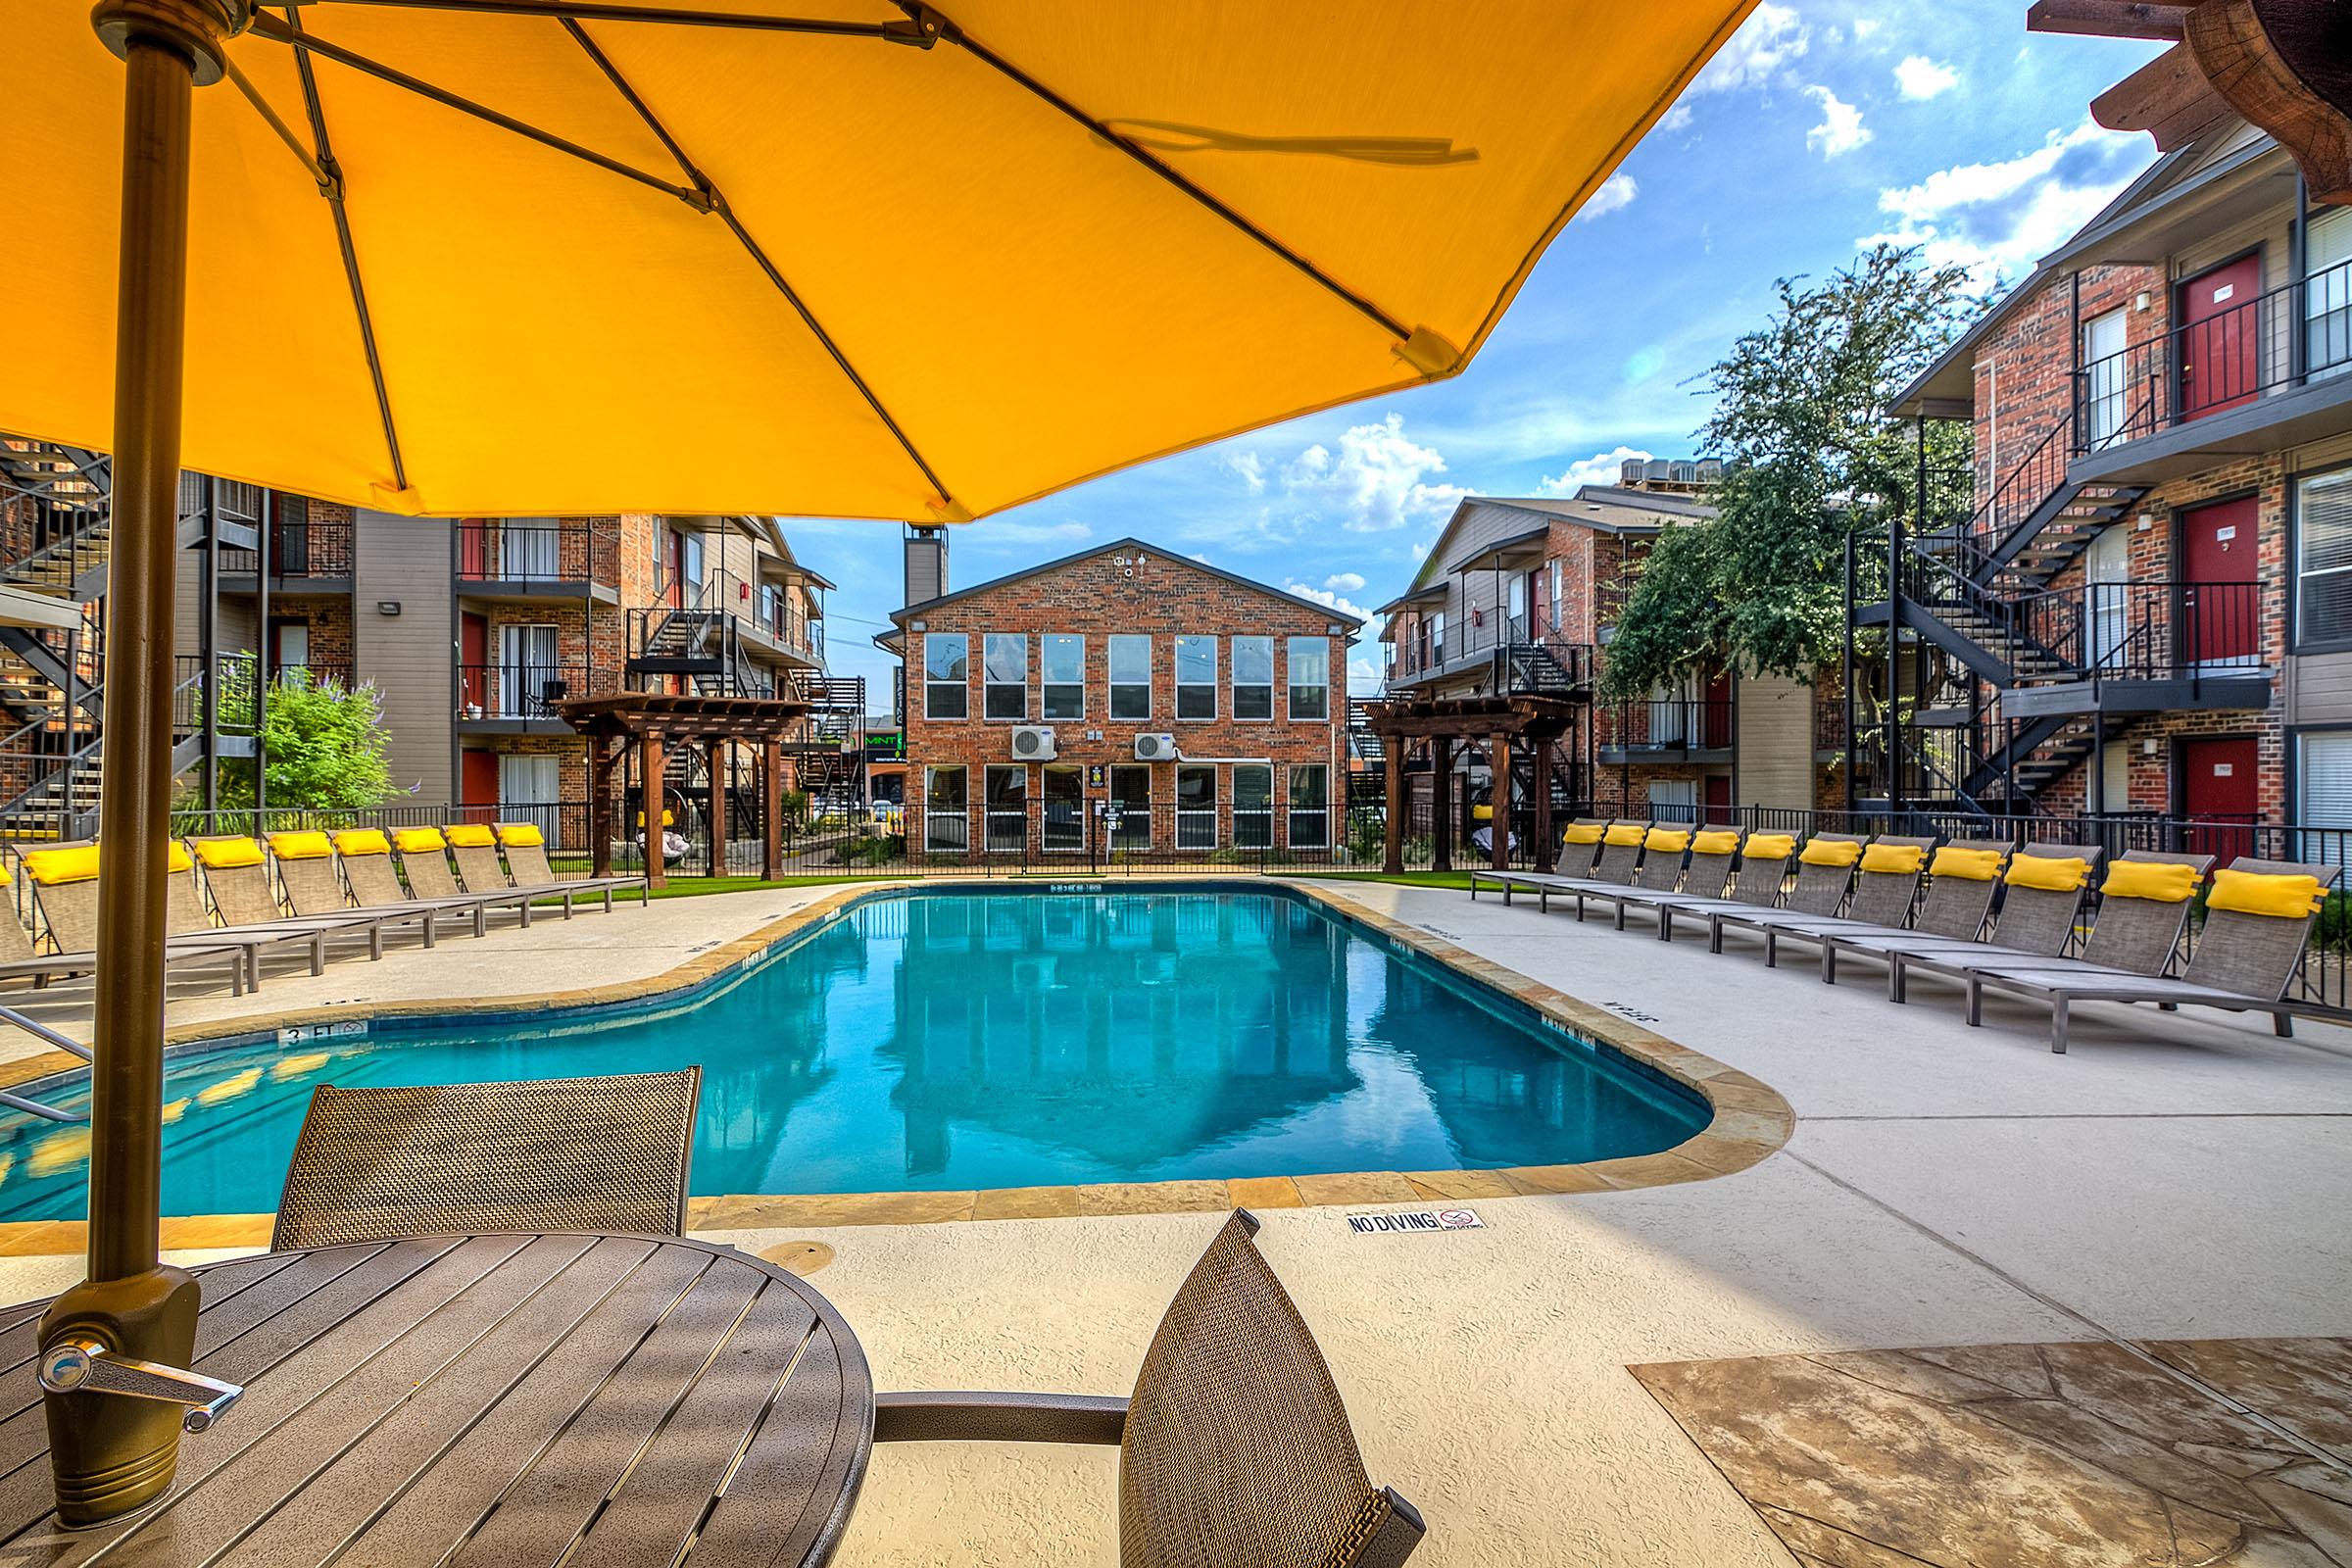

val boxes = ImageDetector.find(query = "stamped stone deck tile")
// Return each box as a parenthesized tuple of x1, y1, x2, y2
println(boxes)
(1292, 1172, 1420, 1207)
(971, 1186, 1081, 1221)
(1225, 1176, 1306, 1209)
(2138, 1339, 2352, 1459)
(1073, 1181, 1230, 1216)
(0, 1220, 82, 1256)
(1403, 1170, 1519, 1200)
(1500, 1163, 1613, 1196)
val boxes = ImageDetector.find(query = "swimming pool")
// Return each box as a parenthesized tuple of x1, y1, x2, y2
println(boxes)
(0, 887, 1709, 1220)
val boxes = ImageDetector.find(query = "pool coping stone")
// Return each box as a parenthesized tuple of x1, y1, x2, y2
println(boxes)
(0, 877, 1793, 1252)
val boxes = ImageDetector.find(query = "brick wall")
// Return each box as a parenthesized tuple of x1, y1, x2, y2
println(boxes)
(1975, 264, 2166, 492)
(901, 548, 1351, 856)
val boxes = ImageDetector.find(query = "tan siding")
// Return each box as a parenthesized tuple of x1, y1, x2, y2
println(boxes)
(355, 514, 453, 805)
(2286, 653, 2352, 726)
(1735, 670, 1815, 810)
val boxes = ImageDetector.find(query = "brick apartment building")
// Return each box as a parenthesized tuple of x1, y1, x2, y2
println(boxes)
(880, 533, 1358, 857)
(1376, 461, 1841, 828)
(1879, 116, 2349, 831)
(0, 446, 854, 847)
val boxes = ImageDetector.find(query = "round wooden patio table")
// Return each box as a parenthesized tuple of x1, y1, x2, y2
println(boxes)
(0, 1232, 872, 1564)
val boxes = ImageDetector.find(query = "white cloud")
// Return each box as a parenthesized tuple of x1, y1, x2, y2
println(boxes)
(1222, 451, 1265, 495)
(1864, 116, 2149, 278)
(1804, 86, 1872, 158)
(1536, 445, 1652, 497)
(1409, 540, 1431, 562)
(1324, 571, 1366, 593)
(1660, 104, 1694, 132)
(1893, 55, 1960, 100)
(1851, 16, 1881, 37)
(1286, 581, 1373, 622)
(1278, 413, 1468, 533)
(1579, 172, 1639, 220)
(1690, 3, 1808, 93)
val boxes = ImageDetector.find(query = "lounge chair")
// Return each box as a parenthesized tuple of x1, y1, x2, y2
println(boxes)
(1530, 819, 1650, 920)
(1951, 857, 2332, 1053)
(1702, 832, 1864, 957)
(18, 844, 258, 994)
(1585, 824, 1707, 933)
(1655, 829, 1793, 944)
(268, 830, 451, 951)
(873, 1210, 1424, 1567)
(0, 861, 172, 992)
(393, 827, 539, 928)
(188, 836, 407, 966)
(1467, 818, 1607, 906)
(1710, 834, 1936, 967)
(1905, 849, 2217, 1025)
(271, 1068, 703, 1250)
(1816, 839, 2013, 985)
(332, 829, 498, 939)
(1599, 824, 1744, 942)
(494, 821, 648, 914)
(1883, 843, 2107, 1002)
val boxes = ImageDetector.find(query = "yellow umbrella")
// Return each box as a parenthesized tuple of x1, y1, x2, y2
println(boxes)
(7, 0, 1755, 1521)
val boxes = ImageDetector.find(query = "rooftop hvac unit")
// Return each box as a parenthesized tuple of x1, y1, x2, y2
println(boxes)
(1696, 458, 1725, 482)
(1011, 725, 1057, 760)
(1669, 460, 1697, 483)
(1134, 733, 1180, 761)
(1619, 457, 1645, 484)
(1643, 458, 1672, 482)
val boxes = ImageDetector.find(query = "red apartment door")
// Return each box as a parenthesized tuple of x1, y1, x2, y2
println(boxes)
(2177, 254, 2261, 420)
(1703, 773, 1732, 817)
(2180, 496, 2259, 663)
(459, 612, 488, 714)
(1528, 567, 1548, 643)
(458, 516, 487, 577)
(460, 750, 499, 825)
(1701, 671, 1734, 749)
(2181, 736, 2259, 866)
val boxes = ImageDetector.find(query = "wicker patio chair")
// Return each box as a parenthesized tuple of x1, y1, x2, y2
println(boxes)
(874, 1210, 1425, 1567)
(1884, 843, 2106, 1003)
(271, 1068, 704, 1250)
(1955, 857, 2336, 1054)
(1816, 838, 2011, 985)
(1703, 832, 1868, 956)
(496, 821, 649, 914)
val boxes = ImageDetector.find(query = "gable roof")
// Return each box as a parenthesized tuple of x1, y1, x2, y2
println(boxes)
(886, 536, 1362, 628)
(1402, 487, 1716, 594)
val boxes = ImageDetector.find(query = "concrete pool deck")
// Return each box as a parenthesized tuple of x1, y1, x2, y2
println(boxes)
(0, 875, 2345, 1564)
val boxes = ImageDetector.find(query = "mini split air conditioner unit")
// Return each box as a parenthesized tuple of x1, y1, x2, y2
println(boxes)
(1011, 725, 1057, 760)
(1134, 733, 1180, 761)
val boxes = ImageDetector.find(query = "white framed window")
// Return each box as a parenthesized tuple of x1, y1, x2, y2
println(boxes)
(2306, 206, 2351, 380)
(1041, 633, 1084, 720)
(1108, 763, 1152, 851)
(1231, 636, 1274, 719)
(1042, 764, 1084, 852)
(499, 754, 563, 848)
(983, 763, 1027, 852)
(924, 632, 968, 720)
(1176, 764, 1217, 849)
(1429, 612, 1446, 665)
(984, 633, 1027, 720)
(924, 765, 968, 852)
(2297, 730, 2352, 866)
(1287, 636, 1330, 721)
(496, 622, 561, 717)
(2082, 306, 2131, 449)
(1176, 636, 1217, 719)
(1287, 764, 1329, 848)
(1108, 634, 1152, 720)
(2298, 466, 2352, 648)
(1548, 561, 1564, 632)
(1233, 764, 1273, 849)
(1506, 575, 1528, 641)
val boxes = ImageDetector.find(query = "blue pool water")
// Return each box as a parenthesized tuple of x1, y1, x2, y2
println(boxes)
(0, 888, 1707, 1219)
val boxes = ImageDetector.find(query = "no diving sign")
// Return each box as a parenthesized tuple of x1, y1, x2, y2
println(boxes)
(1346, 1208, 1484, 1235)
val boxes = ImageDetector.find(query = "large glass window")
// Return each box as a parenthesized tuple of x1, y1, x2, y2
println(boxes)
(2298, 731, 2352, 867)
(1232, 636, 1273, 719)
(1109, 764, 1152, 852)
(1042, 634, 1084, 720)
(984, 633, 1027, 720)
(1176, 764, 1217, 849)
(923, 633, 967, 720)
(924, 765, 967, 852)
(1176, 636, 1217, 719)
(1287, 764, 1329, 849)
(1429, 612, 1447, 666)
(2298, 467, 2352, 647)
(2307, 206, 2351, 380)
(1043, 764, 1084, 852)
(1233, 765, 1273, 849)
(1287, 636, 1330, 720)
(1109, 634, 1152, 720)
(984, 763, 1027, 852)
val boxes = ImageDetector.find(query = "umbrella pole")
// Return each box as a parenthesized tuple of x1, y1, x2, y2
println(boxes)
(39, 0, 237, 1526)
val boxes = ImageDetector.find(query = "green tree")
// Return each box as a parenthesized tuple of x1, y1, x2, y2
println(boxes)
(1599, 244, 1980, 699)
(216, 672, 399, 810)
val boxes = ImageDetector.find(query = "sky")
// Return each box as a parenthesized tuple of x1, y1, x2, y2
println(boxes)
(786, 1, 2173, 711)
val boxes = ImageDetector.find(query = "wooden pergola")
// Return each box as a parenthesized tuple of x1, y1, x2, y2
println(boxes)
(1360, 695, 1579, 875)
(555, 692, 813, 889)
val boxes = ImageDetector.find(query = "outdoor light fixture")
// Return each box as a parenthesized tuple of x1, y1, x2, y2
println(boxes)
(377, 600, 402, 615)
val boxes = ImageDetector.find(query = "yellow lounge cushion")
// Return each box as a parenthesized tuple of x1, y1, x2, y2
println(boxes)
(1929, 847, 2004, 882)
(269, 831, 333, 861)
(22, 846, 99, 885)
(1602, 823, 1646, 847)
(1561, 823, 1606, 846)
(1860, 843, 1926, 876)
(1798, 838, 1863, 869)
(1470, 804, 1494, 822)
(2101, 859, 2200, 903)
(333, 829, 392, 858)
(1741, 833, 1796, 861)
(394, 827, 448, 855)
(1691, 830, 1741, 857)
(169, 842, 191, 873)
(2005, 854, 2090, 892)
(2207, 867, 2327, 918)
(190, 838, 266, 870)
(1643, 828, 1690, 854)
(445, 823, 498, 849)
(496, 822, 546, 848)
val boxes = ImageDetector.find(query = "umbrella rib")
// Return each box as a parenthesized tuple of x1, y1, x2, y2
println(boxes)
(284, 9, 412, 493)
(306, 0, 934, 43)
(914, 6, 1415, 346)
(564, 19, 960, 510)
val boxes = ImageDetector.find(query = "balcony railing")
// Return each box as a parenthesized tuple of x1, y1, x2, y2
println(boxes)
(220, 515, 353, 580)
(171, 653, 359, 737)
(453, 520, 619, 588)
(2075, 255, 2352, 450)
(456, 663, 612, 720)
(2006, 579, 2269, 683)
(1387, 630, 1592, 693)
(1596, 699, 1736, 754)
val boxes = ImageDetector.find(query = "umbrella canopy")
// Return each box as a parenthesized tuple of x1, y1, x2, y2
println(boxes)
(9, 0, 1756, 520)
